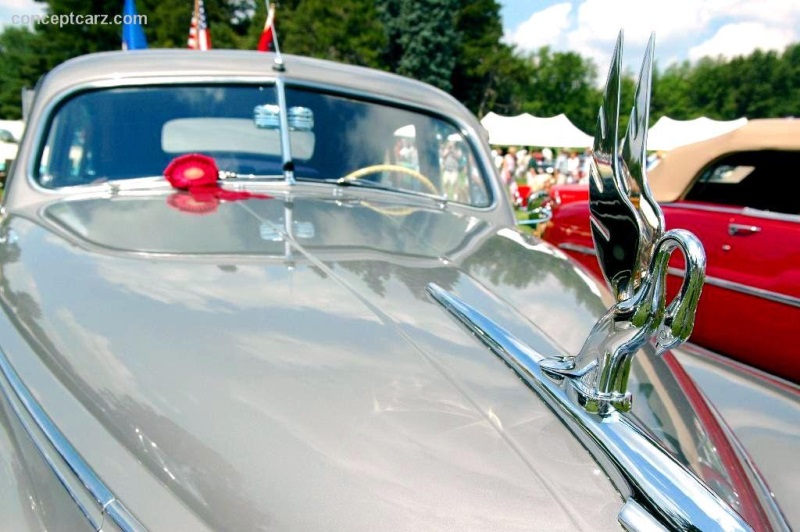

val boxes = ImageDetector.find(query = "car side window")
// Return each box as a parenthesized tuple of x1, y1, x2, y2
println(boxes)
(684, 150, 799, 215)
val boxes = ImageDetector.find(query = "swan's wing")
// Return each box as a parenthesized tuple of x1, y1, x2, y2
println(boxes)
(589, 32, 664, 302)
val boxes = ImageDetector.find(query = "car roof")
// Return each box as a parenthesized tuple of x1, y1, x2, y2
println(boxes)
(36, 49, 477, 128)
(650, 118, 800, 202)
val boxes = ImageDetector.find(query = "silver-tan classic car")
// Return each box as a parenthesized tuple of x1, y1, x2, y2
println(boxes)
(1, 34, 799, 531)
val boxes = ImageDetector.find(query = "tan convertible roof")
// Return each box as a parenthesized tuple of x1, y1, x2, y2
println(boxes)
(649, 118, 800, 202)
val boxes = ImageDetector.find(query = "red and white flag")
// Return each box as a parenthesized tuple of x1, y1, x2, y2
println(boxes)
(257, 3, 276, 52)
(188, 0, 211, 50)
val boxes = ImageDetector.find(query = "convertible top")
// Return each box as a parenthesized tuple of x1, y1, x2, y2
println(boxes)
(650, 118, 800, 202)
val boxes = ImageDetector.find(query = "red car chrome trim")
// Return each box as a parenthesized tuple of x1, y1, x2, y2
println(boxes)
(667, 267, 800, 308)
(558, 245, 800, 308)
(661, 202, 800, 224)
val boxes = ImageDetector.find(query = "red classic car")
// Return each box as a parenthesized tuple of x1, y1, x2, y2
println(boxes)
(548, 182, 589, 209)
(542, 118, 800, 382)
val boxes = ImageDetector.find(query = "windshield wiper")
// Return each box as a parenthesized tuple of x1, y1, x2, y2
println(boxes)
(218, 171, 285, 181)
(302, 177, 448, 205)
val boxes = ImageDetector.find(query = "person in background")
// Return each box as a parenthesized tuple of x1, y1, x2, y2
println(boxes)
(502, 146, 518, 199)
(578, 148, 592, 183)
(491, 148, 503, 172)
(566, 151, 580, 183)
(441, 140, 463, 200)
(554, 150, 569, 184)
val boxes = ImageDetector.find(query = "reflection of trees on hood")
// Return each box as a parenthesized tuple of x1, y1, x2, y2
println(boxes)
(2, 221, 272, 530)
(0, 226, 42, 321)
(460, 231, 607, 316)
(334, 260, 459, 302)
(102, 396, 274, 531)
(334, 261, 392, 298)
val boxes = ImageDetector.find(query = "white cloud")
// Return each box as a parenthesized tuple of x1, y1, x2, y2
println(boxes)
(507, 0, 800, 69)
(570, 0, 713, 46)
(705, 0, 800, 27)
(689, 22, 796, 61)
(0, 0, 45, 28)
(505, 2, 572, 51)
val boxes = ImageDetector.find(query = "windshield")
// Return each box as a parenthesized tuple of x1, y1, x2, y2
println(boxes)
(37, 84, 492, 207)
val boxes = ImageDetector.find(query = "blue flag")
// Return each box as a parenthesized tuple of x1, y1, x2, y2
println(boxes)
(122, 0, 147, 50)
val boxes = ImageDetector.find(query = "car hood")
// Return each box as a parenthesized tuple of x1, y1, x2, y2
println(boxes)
(0, 190, 623, 530)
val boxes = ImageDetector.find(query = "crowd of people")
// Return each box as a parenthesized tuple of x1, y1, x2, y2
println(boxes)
(492, 146, 593, 201)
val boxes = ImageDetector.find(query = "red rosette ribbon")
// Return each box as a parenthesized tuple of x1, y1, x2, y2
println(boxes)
(164, 154, 272, 214)
(164, 154, 219, 190)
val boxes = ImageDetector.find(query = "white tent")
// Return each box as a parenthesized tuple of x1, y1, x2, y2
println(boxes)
(0, 120, 24, 141)
(480, 112, 592, 148)
(647, 116, 747, 151)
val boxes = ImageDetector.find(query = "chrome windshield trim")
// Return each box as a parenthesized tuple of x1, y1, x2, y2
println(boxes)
(668, 267, 800, 308)
(557, 242, 597, 256)
(619, 498, 668, 531)
(662, 202, 800, 224)
(427, 282, 752, 532)
(274, 76, 296, 185)
(0, 345, 147, 532)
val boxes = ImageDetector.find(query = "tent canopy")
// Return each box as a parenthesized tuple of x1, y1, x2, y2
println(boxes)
(646, 116, 747, 151)
(481, 113, 749, 152)
(480, 112, 592, 148)
(0, 120, 24, 141)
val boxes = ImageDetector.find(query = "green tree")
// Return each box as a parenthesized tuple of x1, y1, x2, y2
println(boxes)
(449, 0, 527, 116)
(651, 61, 692, 120)
(780, 43, 800, 117)
(520, 47, 601, 134)
(279, 0, 386, 68)
(0, 27, 46, 119)
(381, 0, 459, 92)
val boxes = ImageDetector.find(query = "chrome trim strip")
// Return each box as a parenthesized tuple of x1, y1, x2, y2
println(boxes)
(274, 76, 296, 185)
(427, 283, 752, 532)
(557, 242, 597, 256)
(618, 498, 668, 531)
(668, 267, 800, 308)
(661, 202, 800, 224)
(0, 345, 147, 531)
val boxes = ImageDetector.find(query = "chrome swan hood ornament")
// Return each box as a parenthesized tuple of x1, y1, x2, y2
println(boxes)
(540, 32, 706, 414)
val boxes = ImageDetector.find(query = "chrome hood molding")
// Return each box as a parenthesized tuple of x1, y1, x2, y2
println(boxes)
(428, 283, 750, 531)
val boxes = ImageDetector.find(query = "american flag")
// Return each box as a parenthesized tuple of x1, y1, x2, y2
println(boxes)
(187, 0, 211, 50)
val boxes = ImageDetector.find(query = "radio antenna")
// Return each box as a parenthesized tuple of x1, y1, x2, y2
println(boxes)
(263, 0, 284, 71)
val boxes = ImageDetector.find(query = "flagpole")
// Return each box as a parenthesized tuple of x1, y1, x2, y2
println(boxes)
(264, 0, 284, 71)
(190, 0, 199, 49)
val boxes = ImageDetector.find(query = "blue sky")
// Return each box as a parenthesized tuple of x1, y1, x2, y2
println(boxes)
(501, 0, 800, 73)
